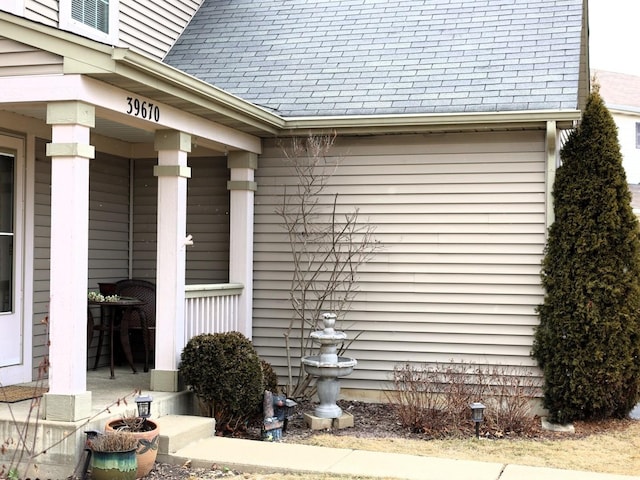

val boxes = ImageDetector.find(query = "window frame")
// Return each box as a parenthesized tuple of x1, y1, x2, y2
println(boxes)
(59, 0, 119, 45)
(636, 122, 640, 149)
(0, 0, 24, 15)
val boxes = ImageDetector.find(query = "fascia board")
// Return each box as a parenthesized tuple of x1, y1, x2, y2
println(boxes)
(608, 105, 640, 116)
(110, 49, 285, 134)
(281, 110, 581, 134)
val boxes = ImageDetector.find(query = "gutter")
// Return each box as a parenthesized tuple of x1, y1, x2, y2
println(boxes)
(606, 105, 640, 115)
(281, 110, 581, 135)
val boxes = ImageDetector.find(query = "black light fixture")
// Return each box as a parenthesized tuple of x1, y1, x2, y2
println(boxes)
(470, 402, 486, 439)
(136, 394, 153, 420)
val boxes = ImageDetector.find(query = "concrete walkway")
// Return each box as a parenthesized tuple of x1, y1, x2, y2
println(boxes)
(161, 434, 640, 480)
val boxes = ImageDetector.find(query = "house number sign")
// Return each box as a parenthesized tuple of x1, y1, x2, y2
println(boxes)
(126, 96, 160, 122)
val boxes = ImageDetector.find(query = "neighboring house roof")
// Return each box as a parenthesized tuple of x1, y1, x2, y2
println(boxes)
(594, 70, 640, 113)
(164, 0, 584, 118)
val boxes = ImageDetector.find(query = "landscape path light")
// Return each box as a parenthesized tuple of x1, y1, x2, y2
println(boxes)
(470, 402, 485, 439)
(136, 394, 153, 421)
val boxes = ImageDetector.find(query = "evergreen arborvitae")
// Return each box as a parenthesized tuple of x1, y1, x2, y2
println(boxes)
(532, 88, 640, 423)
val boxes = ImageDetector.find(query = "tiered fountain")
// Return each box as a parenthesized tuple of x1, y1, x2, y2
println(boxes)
(302, 313, 357, 425)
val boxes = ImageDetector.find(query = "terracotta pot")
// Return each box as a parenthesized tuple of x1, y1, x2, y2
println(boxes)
(105, 419, 159, 478)
(91, 448, 137, 480)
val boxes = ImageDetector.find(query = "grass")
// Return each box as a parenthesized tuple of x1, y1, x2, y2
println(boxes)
(240, 419, 640, 479)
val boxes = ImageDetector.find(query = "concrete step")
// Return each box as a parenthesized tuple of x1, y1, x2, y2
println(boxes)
(155, 414, 216, 454)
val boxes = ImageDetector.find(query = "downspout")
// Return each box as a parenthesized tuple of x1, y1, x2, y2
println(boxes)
(545, 120, 557, 235)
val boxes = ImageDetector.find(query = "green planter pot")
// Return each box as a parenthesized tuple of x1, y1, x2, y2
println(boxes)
(105, 419, 160, 478)
(91, 448, 137, 480)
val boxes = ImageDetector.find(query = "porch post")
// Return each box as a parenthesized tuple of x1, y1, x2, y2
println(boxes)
(227, 151, 257, 338)
(150, 130, 191, 392)
(44, 101, 94, 421)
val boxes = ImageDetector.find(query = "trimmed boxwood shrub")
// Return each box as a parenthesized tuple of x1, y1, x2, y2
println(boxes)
(180, 332, 264, 433)
(532, 88, 640, 423)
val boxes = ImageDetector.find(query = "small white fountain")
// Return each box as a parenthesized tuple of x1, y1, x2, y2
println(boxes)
(302, 313, 357, 422)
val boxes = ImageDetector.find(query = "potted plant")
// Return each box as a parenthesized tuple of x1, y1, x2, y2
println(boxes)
(104, 396, 159, 478)
(90, 432, 138, 480)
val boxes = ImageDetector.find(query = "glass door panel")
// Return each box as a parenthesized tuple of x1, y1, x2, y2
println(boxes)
(0, 153, 14, 314)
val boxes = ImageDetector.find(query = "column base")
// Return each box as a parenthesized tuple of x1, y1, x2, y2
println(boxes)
(43, 391, 92, 422)
(150, 369, 182, 392)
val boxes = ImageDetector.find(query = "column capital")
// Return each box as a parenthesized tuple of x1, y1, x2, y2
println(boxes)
(46, 101, 95, 128)
(46, 143, 95, 159)
(227, 180, 257, 191)
(155, 130, 192, 152)
(153, 165, 192, 178)
(228, 151, 258, 170)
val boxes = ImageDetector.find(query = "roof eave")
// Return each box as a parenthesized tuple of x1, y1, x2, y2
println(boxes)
(110, 49, 286, 134)
(607, 105, 640, 116)
(281, 110, 581, 135)
(0, 12, 285, 135)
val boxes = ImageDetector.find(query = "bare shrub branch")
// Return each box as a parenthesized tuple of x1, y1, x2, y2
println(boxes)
(386, 361, 542, 438)
(276, 133, 381, 399)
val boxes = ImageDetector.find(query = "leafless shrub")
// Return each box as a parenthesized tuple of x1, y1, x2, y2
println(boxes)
(385, 363, 446, 434)
(387, 361, 541, 438)
(484, 366, 542, 437)
(276, 133, 381, 399)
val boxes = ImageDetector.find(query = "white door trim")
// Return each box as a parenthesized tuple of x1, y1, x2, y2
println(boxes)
(0, 134, 33, 385)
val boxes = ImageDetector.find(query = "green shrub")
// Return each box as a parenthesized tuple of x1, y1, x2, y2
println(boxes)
(179, 332, 264, 433)
(532, 88, 640, 423)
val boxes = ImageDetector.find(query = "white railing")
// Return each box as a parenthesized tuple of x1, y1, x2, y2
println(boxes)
(184, 283, 243, 344)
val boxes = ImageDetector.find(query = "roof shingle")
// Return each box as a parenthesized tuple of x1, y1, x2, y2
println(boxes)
(164, 0, 584, 117)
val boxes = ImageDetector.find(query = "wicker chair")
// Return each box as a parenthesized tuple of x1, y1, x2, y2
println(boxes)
(115, 279, 156, 372)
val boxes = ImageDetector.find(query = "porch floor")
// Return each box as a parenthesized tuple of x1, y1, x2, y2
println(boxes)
(0, 366, 187, 422)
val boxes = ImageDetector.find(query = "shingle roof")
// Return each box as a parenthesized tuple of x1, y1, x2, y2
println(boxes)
(594, 70, 640, 112)
(164, 0, 584, 117)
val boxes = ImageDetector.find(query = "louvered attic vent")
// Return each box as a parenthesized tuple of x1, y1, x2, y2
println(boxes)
(71, 0, 109, 33)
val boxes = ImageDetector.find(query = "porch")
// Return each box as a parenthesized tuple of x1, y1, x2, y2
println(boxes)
(0, 367, 193, 479)
(0, 70, 262, 424)
(0, 282, 244, 478)
(88, 282, 245, 372)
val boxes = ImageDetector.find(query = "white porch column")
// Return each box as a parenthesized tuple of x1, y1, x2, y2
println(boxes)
(227, 151, 257, 338)
(150, 130, 191, 392)
(44, 101, 95, 421)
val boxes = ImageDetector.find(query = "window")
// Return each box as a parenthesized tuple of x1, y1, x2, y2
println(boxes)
(60, 0, 119, 44)
(636, 123, 640, 149)
(0, 0, 24, 15)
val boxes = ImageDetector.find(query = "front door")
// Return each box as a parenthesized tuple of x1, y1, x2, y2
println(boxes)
(0, 135, 25, 377)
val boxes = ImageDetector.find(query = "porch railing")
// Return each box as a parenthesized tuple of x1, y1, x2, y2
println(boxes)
(184, 283, 243, 345)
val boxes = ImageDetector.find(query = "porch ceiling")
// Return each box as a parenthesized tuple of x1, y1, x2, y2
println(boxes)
(2, 103, 156, 145)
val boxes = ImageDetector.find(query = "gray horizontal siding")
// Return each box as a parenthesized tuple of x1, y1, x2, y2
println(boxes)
(132, 156, 229, 283)
(120, 0, 202, 59)
(0, 37, 62, 76)
(252, 131, 546, 392)
(24, 0, 58, 27)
